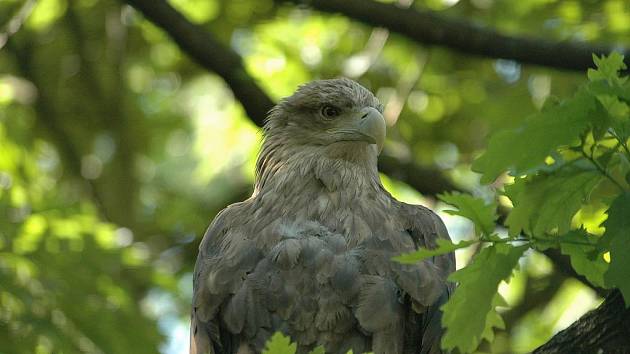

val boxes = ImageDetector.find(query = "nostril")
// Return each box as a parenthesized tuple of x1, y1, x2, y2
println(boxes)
(361, 112, 369, 119)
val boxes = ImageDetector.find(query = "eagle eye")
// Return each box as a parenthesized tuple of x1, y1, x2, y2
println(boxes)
(320, 105, 340, 119)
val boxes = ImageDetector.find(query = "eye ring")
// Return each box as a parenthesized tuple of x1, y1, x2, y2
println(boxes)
(321, 105, 340, 119)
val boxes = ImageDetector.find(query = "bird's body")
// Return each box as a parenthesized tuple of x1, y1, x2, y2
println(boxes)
(191, 79, 454, 354)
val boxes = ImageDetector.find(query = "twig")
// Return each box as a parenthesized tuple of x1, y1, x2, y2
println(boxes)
(120, 0, 605, 299)
(582, 147, 626, 192)
(0, 0, 36, 50)
(610, 129, 630, 161)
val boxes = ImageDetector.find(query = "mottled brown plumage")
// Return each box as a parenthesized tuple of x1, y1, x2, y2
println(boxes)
(191, 78, 454, 354)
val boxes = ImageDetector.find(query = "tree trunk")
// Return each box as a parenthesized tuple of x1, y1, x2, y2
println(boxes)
(534, 290, 630, 354)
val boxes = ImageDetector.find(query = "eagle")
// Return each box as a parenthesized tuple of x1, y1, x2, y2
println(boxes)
(190, 78, 455, 354)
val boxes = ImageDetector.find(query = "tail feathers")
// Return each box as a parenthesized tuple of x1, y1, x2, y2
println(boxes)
(420, 284, 453, 354)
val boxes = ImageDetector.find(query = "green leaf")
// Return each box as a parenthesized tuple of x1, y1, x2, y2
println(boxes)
(588, 53, 627, 85)
(602, 193, 630, 304)
(441, 243, 527, 353)
(439, 192, 497, 236)
(596, 94, 629, 120)
(393, 238, 475, 264)
(613, 119, 630, 142)
(308, 346, 325, 354)
(263, 332, 297, 354)
(472, 89, 598, 183)
(480, 294, 507, 344)
(559, 229, 608, 288)
(505, 167, 603, 236)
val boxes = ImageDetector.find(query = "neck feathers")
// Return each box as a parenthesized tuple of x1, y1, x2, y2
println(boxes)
(253, 135, 381, 196)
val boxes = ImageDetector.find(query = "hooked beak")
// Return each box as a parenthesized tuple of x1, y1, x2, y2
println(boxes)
(356, 106, 386, 153)
(332, 107, 386, 154)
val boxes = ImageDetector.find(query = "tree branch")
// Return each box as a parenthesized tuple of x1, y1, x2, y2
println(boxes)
(279, 0, 630, 71)
(122, 1, 628, 351)
(377, 154, 458, 195)
(123, 0, 606, 296)
(533, 290, 630, 353)
(122, 0, 462, 198)
(124, 0, 274, 126)
(543, 248, 608, 297)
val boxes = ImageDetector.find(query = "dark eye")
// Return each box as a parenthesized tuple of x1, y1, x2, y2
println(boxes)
(321, 105, 340, 119)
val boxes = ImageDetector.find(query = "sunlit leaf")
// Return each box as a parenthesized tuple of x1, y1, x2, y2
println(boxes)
(558, 229, 608, 288)
(26, 0, 67, 31)
(170, 0, 219, 23)
(441, 243, 527, 352)
(587, 53, 627, 85)
(481, 294, 508, 344)
(13, 214, 47, 254)
(596, 95, 629, 120)
(504, 167, 603, 236)
(602, 192, 630, 304)
(263, 332, 297, 354)
(439, 192, 497, 236)
(472, 89, 599, 183)
(309, 346, 325, 354)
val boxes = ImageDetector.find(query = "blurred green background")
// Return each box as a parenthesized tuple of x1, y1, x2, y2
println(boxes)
(1, 0, 626, 353)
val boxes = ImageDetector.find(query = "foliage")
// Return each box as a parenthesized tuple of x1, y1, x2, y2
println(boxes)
(3, 0, 630, 353)
(558, 229, 608, 288)
(441, 244, 526, 352)
(601, 192, 630, 297)
(440, 192, 498, 236)
(263, 332, 297, 354)
(504, 166, 603, 236)
(0, 117, 166, 353)
(394, 192, 495, 264)
(398, 53, 630, 353)
(262, 332, 327, 354)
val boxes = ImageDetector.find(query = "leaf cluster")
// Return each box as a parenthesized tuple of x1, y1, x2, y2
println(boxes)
(395, 53, 630, 353)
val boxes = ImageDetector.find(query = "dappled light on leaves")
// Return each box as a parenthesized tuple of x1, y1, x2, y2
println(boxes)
(2, 0, 630, 352)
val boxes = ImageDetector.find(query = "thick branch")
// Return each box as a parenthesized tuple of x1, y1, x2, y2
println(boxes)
(122, 0, 461, 198)
(124, 0, 274, 126)
(280, 0, 630, 71)
(543, 249, 608, 297)
(534, 290, 630, 353)
(124, 0, 605, 297)
(121, 2, 626, 351)
(378, 154, 458, 196)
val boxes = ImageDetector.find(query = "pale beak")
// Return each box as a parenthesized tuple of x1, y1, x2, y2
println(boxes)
(330, 106, 387, 154)
(355, 106, 386, 154)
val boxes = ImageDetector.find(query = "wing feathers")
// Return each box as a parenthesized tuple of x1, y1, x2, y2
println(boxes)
(192, 201, 455, 354)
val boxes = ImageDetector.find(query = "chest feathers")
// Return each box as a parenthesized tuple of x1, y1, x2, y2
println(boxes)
(249, 142, 400, 249)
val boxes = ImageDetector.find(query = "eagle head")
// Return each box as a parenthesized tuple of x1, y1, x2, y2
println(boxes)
(263, 78, 386, 155)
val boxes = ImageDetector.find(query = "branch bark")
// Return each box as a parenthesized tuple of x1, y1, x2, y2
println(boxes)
(279, 0, 630, 71)
(124, 0, 274, 126)
(122, 1, 627, 351)
(542, 249, 608, 297)
(123, 0, 605, 290)
(123, 0, 463, 198)
(534, 290, 630, 354)
(377, 154, 459, 195)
